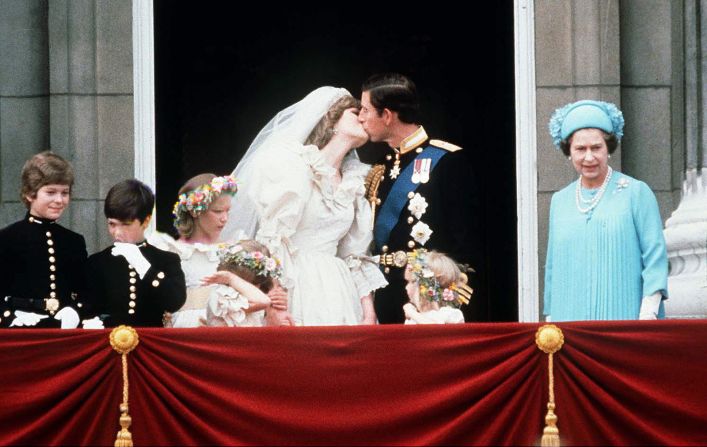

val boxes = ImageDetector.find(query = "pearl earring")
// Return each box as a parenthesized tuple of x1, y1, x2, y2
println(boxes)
(608, 154, 611, 159)
(568, 156, 571, 160)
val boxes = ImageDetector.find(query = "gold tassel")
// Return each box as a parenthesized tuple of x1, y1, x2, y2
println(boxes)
(110, 326, 140, 447)
(536, 325, 564, 447)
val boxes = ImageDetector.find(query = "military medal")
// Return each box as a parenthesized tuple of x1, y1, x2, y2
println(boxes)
(412, 158, 432, 184)
(389, 150, 401, 179)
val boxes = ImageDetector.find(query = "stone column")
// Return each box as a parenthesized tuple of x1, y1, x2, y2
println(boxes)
(0, 0, 50, 226)
(48, 0, 134, 253)
(663, 0, 707, 318)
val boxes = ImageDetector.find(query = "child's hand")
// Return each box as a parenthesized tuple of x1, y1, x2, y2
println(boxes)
(201, 271, 237, 287)
(403, 302, 418, 319)
(268, 285, 288, 310)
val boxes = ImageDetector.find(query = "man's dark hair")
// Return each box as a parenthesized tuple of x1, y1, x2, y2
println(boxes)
(104, 179, 154, 223)
(361, 73, 420, 124)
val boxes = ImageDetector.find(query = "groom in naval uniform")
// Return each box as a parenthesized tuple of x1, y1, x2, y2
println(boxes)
(359, 73, 480, 324)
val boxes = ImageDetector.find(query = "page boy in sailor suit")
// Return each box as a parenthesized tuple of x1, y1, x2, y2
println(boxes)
(360, 73, 479, 324)
(85, 179, 186, 327)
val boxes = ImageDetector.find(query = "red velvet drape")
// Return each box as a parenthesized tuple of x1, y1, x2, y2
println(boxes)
(1, 321, 705, 446)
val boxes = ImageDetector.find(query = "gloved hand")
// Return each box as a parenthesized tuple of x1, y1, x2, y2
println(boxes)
(10, 310, 48, 327)
(81, 316, 105, 329)
(639, 293, 662, 320)
(54, 306, 80, 329)
(112, 242, 151, 279)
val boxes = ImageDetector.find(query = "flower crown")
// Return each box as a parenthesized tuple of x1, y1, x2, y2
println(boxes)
(173, 175, 238, 228)
(218, 244, 283, 280)
(407, 249, 472, 308)
(548, 100, 624, 148)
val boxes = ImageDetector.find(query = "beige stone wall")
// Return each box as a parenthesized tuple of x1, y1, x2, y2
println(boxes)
(0, 0, 134, 254)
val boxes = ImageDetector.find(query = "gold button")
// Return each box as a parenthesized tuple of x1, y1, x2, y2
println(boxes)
(50, 283, 56, 290)
(3, 310, 10, 317)
(384, 267, 390, 274)
(386, 155, 392, 161)
(157, 272, 165, 279)
(49, 256, 56, 263)
(50, 265, 56, 272)
(47, 239, 54, 246)
(407, 217, 414, 224)
(45, 231, 52, 237)
(50, 274, 56, 281)
(130, 293, 136, 299)
(48, 247, 55, 254)
(77, 302, 83, 308)
(129, 301, 136, 308)
(128, 309, 135, 315)
(408, 241, 415, 248)
(50, 291, 56, 298)
(152, 280, 160, 287)
(416, 147, 423, 153)
(129, 271, 136, 277)
(382, 245, 389, 253)
(380, 176, 385, 182)
(407, 192, 415, 199)
(128, 265, 134, 270)
(129, 278, 137, 284)
(129, 286, 136, 292)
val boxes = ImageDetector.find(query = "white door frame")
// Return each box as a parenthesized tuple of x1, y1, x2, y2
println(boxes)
(131, 0, 541, 322)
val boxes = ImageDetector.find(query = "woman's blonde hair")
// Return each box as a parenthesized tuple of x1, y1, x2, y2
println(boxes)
(174, 173, 216, 238)
(304, 95, 360, 148)
(20, 151, 74, 208)
(217, 240, 275, 294)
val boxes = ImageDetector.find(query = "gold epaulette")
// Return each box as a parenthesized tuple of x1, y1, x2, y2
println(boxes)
(429, 139, 462, 152)
(365, 164, 386, 202)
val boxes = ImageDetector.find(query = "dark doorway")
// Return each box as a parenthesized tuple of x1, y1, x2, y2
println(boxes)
(154, 2, 517, 322)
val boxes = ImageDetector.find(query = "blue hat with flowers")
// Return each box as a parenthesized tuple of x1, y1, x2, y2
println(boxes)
(548, 100, 624, 148)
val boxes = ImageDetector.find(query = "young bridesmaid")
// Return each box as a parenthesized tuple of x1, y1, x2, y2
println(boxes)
(402, 249, 473, 325)
(204, 240, 288, 327)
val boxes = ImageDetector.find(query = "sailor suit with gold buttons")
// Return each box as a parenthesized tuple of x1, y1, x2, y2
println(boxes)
(0, 213, 88, 328)
(368, 126, 479, 324)
(85, 242, 186, 327)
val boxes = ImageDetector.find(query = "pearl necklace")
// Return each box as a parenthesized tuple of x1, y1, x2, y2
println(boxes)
(575, 166, 613, 214)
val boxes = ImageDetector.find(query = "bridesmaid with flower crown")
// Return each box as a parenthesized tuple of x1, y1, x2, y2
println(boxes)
(544, 100, 668, 321)
(149, 173, 290, 327)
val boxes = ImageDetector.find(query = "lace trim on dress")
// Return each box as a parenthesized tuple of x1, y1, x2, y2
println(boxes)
(297, 145, 368, 211)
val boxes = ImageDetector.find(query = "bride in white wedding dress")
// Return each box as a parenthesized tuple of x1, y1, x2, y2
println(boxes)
(223, 87, 387, 326)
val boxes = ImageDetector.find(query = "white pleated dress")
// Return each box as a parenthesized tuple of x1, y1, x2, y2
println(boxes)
(248, 143, 387, 326)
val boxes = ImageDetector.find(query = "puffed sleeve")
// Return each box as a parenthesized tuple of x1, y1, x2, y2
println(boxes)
(249, 142, 313, 291)
(206, 284, 249, 327)
(631, 180, 669, 298)
(337, 158, 388, 298)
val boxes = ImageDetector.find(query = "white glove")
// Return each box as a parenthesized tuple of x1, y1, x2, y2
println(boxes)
(112, 242, 151, 279)
(10, 310, 48, 327)
(54, 306, 80, 329)
(639, 293, 662, 320)
(81, 316, 104, 329)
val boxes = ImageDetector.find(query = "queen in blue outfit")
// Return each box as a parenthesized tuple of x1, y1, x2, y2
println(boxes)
(543, 100, 668, 321)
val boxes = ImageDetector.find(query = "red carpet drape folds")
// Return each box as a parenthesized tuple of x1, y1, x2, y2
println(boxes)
(0, 321, 705, 446)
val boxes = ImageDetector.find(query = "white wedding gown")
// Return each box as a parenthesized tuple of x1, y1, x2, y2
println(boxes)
(248, 142, 387, 326)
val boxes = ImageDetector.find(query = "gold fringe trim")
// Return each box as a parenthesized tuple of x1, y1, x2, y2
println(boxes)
(536, 324, 564, 447)
(110, 326, 139, 447)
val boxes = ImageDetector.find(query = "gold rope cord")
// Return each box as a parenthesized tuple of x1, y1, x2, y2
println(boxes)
(110, 326, 139, 447)
(536, 324, 564, 447)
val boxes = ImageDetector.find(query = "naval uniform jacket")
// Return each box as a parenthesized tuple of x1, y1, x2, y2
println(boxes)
(372, 127, 479, 324)
(85, 242, 186, 327)
(0, 213, 88, 328)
